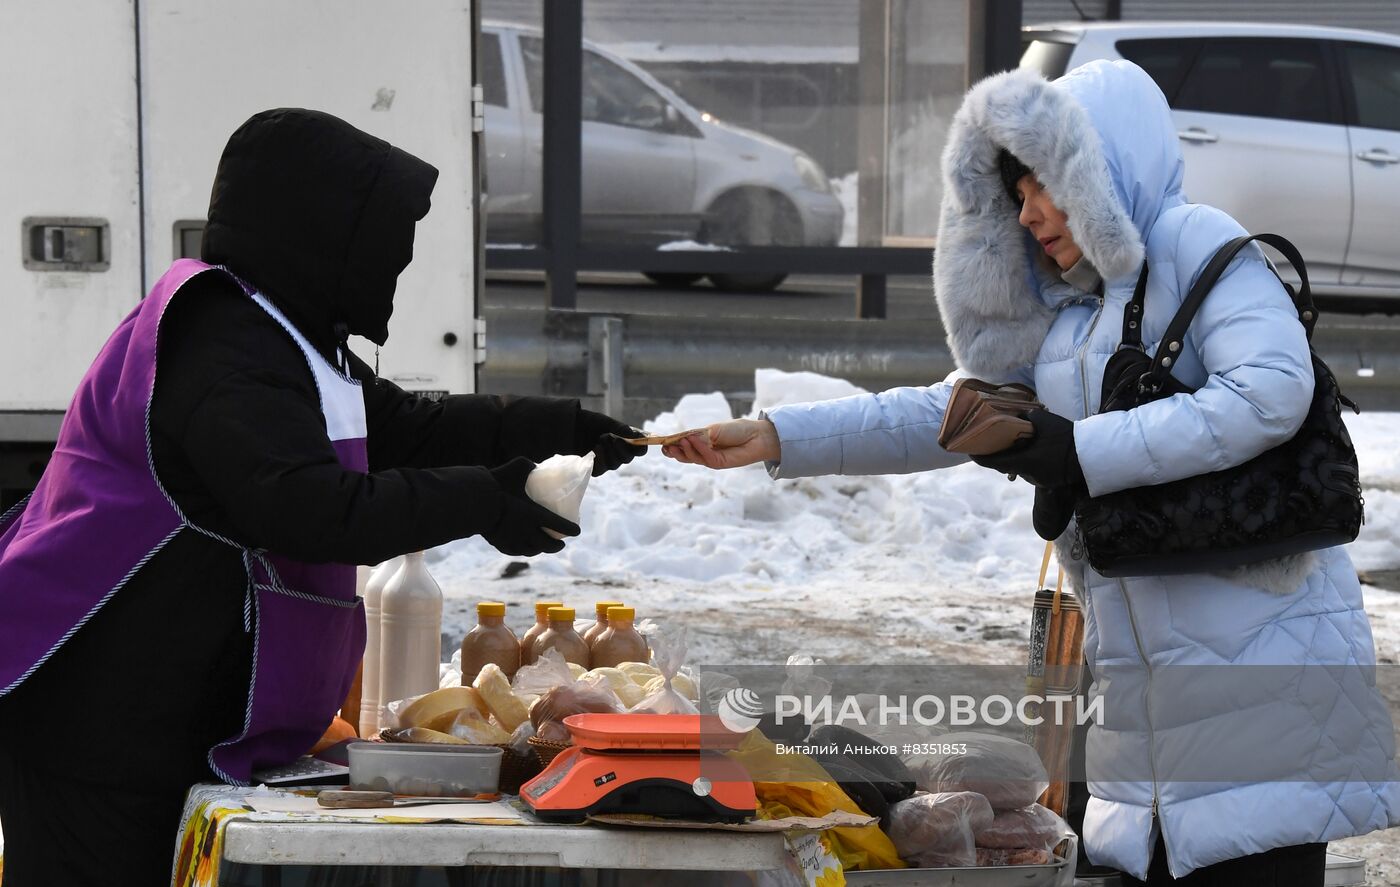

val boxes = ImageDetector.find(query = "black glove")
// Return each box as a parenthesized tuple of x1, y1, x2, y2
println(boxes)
(574, 409, 646, 476)
(1032, 485, 1079, 541)
(970, 409, 1084, 490)
(481, 457, 580, 557)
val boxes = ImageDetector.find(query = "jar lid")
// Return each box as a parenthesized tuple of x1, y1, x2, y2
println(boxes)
(547, 606, 576, 621)
(535, 600, 564, 618)
(594, 600, 624, 617)
(606, 606, 635, 621)
(477, 601, 506, 617)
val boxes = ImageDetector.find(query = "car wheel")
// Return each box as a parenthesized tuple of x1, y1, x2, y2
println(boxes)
(643, 272, 705, 288)
(703, 189, 800, 293)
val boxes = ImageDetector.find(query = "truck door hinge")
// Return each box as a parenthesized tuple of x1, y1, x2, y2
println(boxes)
(474, 318, 487, 365)
(471, 85, 485, 133)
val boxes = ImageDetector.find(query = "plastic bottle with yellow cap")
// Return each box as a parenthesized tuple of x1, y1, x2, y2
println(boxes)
(531, 606, 591, 668)
(460, 601, 521, 685)
(590, 606, 649, 668)
(581, 600, 625, 647)
(520, 600, 564, 666)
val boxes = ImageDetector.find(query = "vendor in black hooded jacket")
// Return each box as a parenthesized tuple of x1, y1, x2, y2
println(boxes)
(0, 109, 643, 887)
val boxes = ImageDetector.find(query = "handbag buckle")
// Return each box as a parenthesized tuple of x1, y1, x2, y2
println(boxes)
(1136, 374, 1163, 396)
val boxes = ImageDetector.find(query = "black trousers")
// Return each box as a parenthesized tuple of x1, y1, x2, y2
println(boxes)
(0, 742, 192, 887)
(1121, 833, 1327, 887)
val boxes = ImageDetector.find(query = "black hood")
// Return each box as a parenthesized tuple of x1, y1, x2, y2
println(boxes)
(202, 108, 439, 353)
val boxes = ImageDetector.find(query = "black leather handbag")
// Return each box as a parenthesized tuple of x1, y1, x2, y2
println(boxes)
(1073, 233, 1364, 577)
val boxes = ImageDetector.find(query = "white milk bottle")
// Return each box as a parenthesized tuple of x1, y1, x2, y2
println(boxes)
(378, 552, 442, 721)
(358, 555, 405, 737)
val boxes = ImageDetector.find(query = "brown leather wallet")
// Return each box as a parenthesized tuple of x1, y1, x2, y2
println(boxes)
(938, 378, 1042, 455)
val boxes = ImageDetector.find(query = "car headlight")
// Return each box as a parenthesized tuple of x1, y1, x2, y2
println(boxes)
(793, 154, 829, 192)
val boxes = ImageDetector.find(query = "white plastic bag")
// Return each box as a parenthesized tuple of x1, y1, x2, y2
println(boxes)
(906, 732, 1049, 811)
(525, 453, 595, 538)
(630, 623, 698, 714)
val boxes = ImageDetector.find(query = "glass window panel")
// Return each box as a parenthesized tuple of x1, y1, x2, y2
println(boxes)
(1343, 43, 1400, 132)
(885, 0, 968, 243)
(1175, 39, 1331, 124)
(1115, 37, 1199, 102)
(479, 31, 508, 108)
(483, 1, 543, 247)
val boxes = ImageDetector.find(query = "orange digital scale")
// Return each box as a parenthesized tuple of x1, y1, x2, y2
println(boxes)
(520, 713, 757, 824)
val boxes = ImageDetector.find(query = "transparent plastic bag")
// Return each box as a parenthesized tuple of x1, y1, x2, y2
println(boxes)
(975, 847, 1055, 866)
(439, 648, 464, 688)
(507, 720, 536, 756)
(630, 624, 698, 714)
(886, 791, 994, 868)
(974, 803, 1072, 851)
(448, 707, 513, 744)
(380, 692, 428, 730)
(780, 654, 831, 702)
(528, 680, 625, 743)
(906, 732, 1049, 811)
(511, 647, 577, 697)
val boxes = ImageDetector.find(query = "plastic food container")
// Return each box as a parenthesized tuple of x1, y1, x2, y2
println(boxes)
(348, 742, 503, 797)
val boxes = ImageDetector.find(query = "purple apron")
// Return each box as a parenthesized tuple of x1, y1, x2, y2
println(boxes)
(0, 259, 366, 784)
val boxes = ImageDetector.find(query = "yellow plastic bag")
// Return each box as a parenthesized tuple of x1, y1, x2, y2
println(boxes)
(730, 733, 904, 871)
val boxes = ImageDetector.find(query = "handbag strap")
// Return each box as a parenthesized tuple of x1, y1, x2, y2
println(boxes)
(1139, 233, 1318, 394)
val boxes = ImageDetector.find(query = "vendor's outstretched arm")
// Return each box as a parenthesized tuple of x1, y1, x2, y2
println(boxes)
(177, 369, 526, 564)
(348, 352, 579, 470)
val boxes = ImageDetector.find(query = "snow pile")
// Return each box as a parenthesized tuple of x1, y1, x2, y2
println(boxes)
(427, 369, 1400, 663)
(430, 369, 1039, 593)
(1348, 411, 1400, 573)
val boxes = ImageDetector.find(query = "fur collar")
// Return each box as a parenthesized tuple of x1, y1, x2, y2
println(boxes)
(934, 67, 1144, 379)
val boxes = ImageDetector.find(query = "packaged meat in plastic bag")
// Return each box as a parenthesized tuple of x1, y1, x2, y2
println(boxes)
(631, 623, 698, 714)
(975, 803, 1072, 851)
(906, 732, 1049, 810)
(975, 847, 1055, 866)
(886, 791, 994, 868)
(529, 680, 625, 742)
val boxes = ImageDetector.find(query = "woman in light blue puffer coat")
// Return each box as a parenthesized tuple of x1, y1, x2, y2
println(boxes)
(664, 60, 1399, 883)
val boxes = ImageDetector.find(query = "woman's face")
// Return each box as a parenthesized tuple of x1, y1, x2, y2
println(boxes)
(1015, 174, 1083, 271)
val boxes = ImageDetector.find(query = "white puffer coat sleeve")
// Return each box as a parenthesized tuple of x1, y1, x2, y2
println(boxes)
(1073, 206, 1315, 498)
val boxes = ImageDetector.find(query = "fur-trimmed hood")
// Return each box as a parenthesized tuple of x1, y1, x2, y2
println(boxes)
(934, 60, 1186, 378)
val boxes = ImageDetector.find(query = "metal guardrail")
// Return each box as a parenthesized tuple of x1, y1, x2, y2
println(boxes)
(480, 306, 1400, 422)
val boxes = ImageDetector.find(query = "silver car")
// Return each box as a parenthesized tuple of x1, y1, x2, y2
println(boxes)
(480, 21, 844, 291)
(1021, 21, 1400, 300)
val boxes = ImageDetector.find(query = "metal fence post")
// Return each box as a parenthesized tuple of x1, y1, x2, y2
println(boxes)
(587, 315, 625, 420)
(542, 0, 582, 310)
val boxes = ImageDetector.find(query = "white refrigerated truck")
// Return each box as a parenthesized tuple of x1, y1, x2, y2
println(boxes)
(0, 1, 486, 506)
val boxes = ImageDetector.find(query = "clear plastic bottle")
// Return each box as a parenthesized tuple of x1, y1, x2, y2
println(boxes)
(359, 555, 405, 737)
(531, 606, 591, 668)
(378, 552, 443, 710)
(460, 601, 521, 685)
(581, 600, 624, 647)
(520, 600, 563, 666)
(590, 606, 649, 668)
